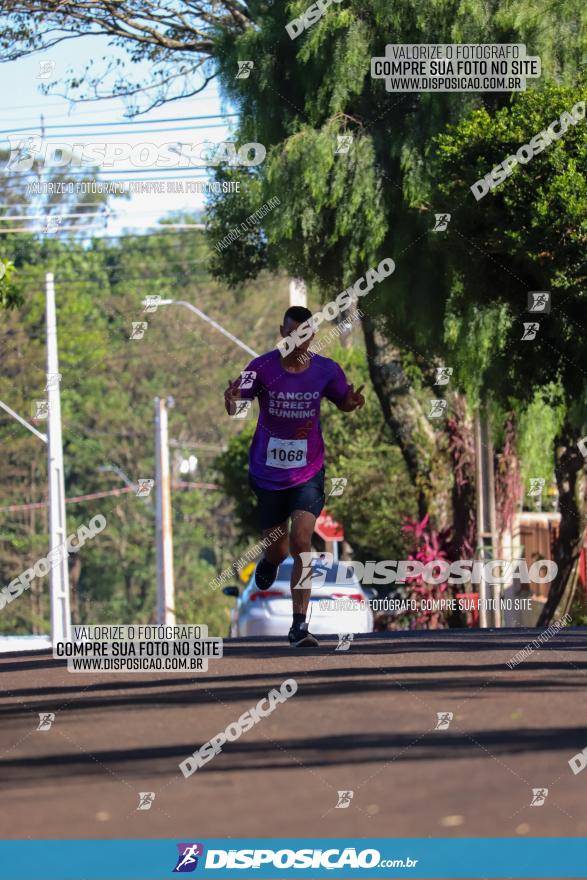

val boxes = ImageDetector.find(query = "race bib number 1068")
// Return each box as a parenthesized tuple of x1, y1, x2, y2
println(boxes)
(266, 437, 307, 469)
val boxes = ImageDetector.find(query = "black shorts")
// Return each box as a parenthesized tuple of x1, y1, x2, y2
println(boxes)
(249, 467, 325, 531)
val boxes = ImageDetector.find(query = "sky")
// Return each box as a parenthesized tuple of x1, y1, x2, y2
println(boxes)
(0, 32, 235, 236)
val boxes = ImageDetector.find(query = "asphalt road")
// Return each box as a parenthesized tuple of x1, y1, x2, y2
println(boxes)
(1, 628, 586, 867)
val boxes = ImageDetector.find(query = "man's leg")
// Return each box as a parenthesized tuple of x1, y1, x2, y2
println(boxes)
(255, 521, 289, 589)
(261, 523, 289, 565)
(289, 510, 318, 618)
(286, 468, 325, 646)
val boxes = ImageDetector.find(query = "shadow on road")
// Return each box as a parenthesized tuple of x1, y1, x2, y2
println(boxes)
(0, 630, 584, 720)
(1, 723, 586, 783)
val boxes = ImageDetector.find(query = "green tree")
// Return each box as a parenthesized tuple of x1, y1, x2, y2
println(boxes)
(432, 78, 587, 620)
(0, 224, 292, 635)
(203, 0, 586, 535)
(3, 0, 587, 621)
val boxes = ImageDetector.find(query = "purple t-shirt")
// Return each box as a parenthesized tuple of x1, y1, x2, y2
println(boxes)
(238, 350, 350, 490)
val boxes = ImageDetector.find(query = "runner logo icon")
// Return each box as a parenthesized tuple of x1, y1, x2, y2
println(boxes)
(530, 788, 548, 806)
(173, 843, 204, 872)
(435, 712, 453, 730)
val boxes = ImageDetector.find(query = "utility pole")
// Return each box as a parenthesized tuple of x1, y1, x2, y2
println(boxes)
(45, 272, 71, 643)
(289, 277, 353, 347)
(149, 291, 356, 620)
(148, 301, 257, 627)
(289, 278, 307, 308)
(474, 408, 498, 627)
(154, 397, 175, 625)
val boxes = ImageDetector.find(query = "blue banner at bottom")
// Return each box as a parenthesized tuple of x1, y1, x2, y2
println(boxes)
(0, 838, 585, 879)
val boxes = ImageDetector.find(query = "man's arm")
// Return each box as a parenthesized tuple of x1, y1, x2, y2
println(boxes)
(224, 363, 260, 415)
(323, 361, 365, 413)
(336, 383, 365, 412)
(224, 379, 241, 415)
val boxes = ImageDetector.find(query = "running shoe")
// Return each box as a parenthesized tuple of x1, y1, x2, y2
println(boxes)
(288, 622, 319, 648)
(255, 556, 278, 591)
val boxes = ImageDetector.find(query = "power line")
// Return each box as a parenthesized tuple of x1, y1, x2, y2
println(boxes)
(0, 105, 222, 125)
(0, 94, 224, 121)
(0, 203, 202, 214)
(0, 486, 135, 512)
(8, 259, 211, 282)
(0, 223, 207, 236)
(2, 168, 219, 176)
(0, 228, 123, 238)
(1, 174, 232, 188)
(0, 481, 220, 513)
(0, 224, 104, 236)
(1, 125, 235, 146)
(0, 89, 222, 113)
(0, 226, 208, 241)
(0, 210, 107, 221)
(0, 216, 202, 226)
(0, 114, 238, 135)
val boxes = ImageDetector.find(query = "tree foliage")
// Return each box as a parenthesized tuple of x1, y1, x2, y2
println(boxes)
(434, 78, 587, 415)
(0, 213, 292, 635)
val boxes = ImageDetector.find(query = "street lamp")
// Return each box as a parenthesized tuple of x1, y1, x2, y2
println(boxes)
(179, 455, 198, 476)
(145, 298, 259, 358)
(143, 297, 259, 626)
(0, 399, 47, 443)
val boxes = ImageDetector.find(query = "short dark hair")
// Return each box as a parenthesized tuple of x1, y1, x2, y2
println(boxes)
(283, 305, 312, 324)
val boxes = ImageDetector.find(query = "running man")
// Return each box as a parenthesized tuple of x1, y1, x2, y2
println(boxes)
(224, 306, 365, 647)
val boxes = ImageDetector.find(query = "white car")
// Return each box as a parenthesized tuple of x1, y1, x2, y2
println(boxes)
(224, 556, 374, 637)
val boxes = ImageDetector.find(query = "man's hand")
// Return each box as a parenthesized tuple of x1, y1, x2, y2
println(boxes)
(224, 378, 242, 415)
(339, 383, 365, 412)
